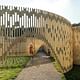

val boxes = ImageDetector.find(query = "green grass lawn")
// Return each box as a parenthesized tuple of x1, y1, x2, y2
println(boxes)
(0, 68, 21, 80)
(0, 56, 30, 68)
(64, 65, 80, 80)
(0, 56, 30, 80)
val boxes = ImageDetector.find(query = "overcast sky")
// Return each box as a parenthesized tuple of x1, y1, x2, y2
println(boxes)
(0, 0, 80, 24)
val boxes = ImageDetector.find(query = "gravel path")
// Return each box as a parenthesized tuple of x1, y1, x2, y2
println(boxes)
(15, 63, 62, 80)
(15, 52, 62, 80)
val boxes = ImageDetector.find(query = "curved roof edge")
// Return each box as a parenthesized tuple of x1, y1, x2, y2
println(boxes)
(0, 5, 71, 26)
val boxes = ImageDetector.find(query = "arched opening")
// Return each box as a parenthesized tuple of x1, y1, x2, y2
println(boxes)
(37, 45, 47, 54)
(26, 37, 62, 72)
(36, 45, 55, 63)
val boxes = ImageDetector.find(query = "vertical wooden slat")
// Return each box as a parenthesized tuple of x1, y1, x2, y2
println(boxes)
(8, 6, 10, 56)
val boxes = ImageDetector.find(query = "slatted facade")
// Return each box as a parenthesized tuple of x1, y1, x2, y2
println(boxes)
(0, 5, 73, 73)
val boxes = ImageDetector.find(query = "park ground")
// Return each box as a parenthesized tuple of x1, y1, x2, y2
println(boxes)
(0, 52, 80, 80)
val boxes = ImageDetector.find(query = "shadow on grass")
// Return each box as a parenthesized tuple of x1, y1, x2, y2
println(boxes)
(64, 65, 80, 80)
(0, 56, 31, 69)
(50, 56, 55, 62)
(0, 56, 31, 80)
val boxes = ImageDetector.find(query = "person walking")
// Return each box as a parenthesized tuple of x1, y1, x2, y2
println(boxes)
(29, 44, 34, 62)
